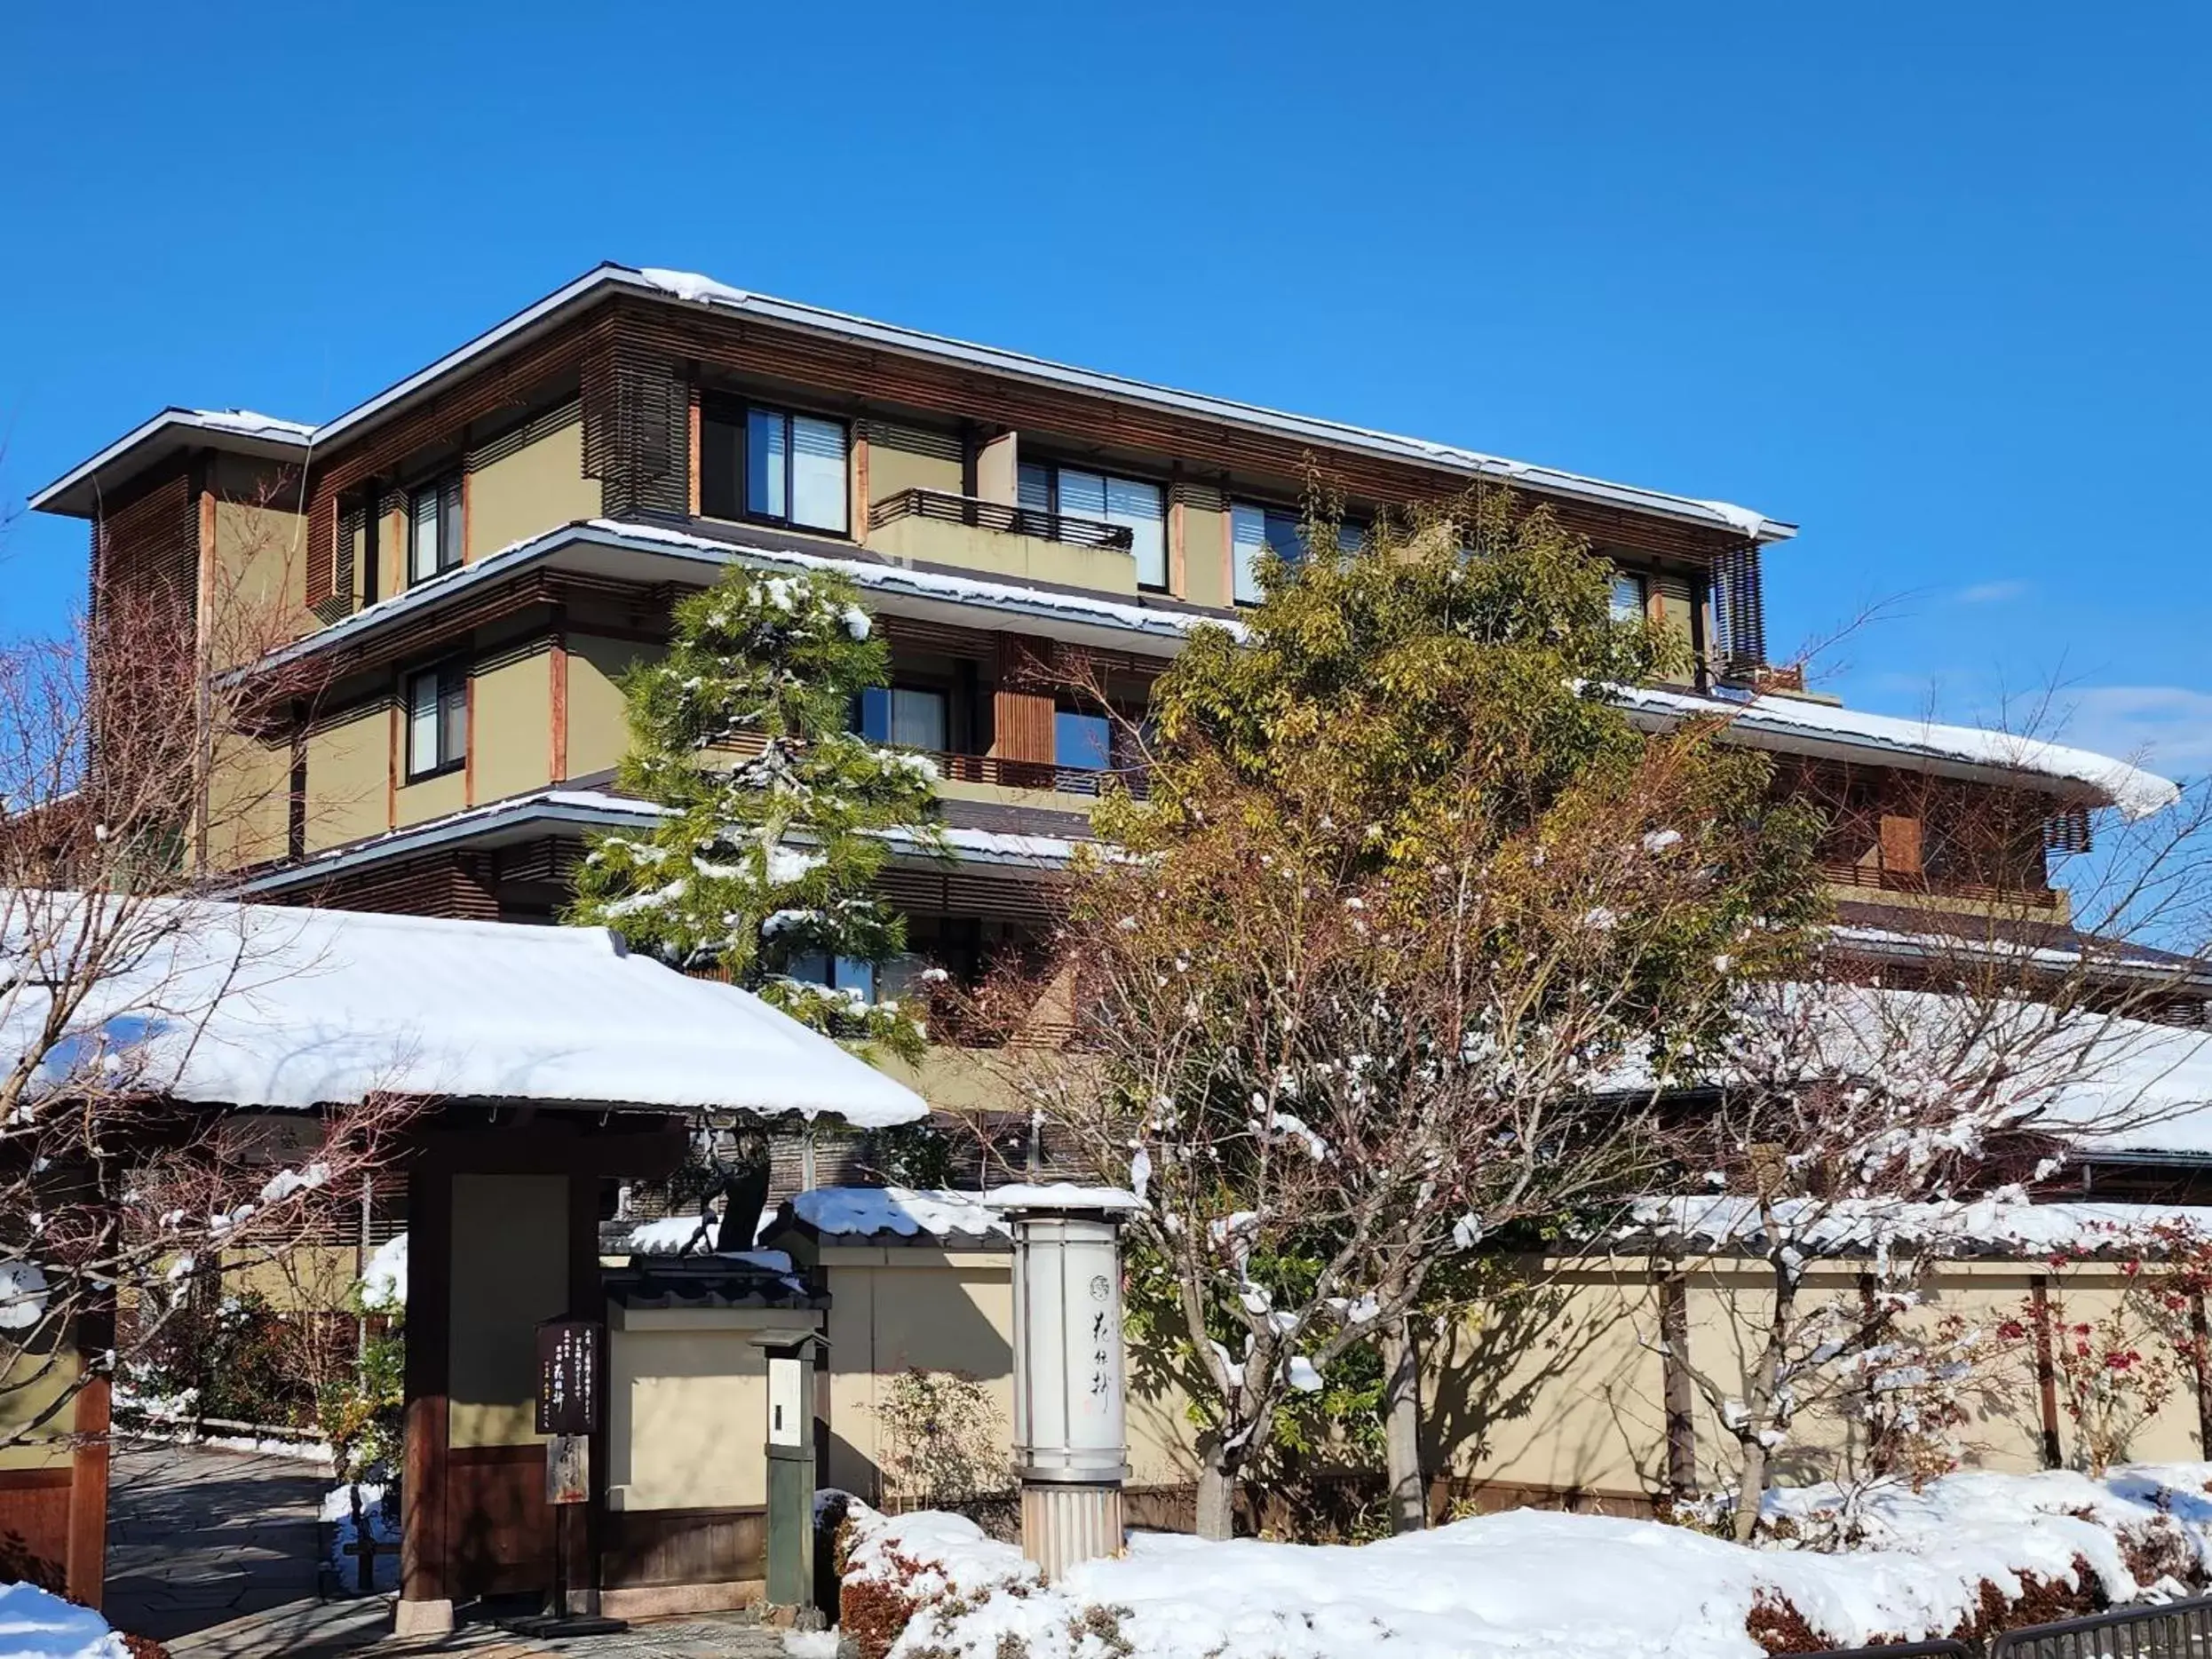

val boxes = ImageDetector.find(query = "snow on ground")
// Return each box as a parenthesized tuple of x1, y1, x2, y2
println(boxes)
(850, 1465, 2212, 1659)
(0, 1580, 129, 1659)
(321, 1481, 400, 1592)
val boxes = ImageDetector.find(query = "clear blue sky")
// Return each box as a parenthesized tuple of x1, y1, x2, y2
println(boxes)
(4, 3, 2207, 774)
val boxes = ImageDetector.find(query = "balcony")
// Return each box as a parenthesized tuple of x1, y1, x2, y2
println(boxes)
(866, 488, 1142, 593)
(927, 749, 1149, 801)
(1820, 859, 2063, 912)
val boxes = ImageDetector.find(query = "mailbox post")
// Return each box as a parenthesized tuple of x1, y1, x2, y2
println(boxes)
(982, 1187, 1142, 1580)
(750, 1330, 828, 1612)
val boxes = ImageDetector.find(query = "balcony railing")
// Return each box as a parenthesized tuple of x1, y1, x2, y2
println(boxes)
(930, 749, 1150, 800)
(868, 488, 1136, 552)
(1820, 859, 2060, 910)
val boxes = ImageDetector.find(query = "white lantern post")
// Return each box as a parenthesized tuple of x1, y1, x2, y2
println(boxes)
(983, 1184, 1143, 1580)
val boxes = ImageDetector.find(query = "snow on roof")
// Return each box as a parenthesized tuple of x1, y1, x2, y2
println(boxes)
(30, 407, 318, 515)
(979, 1183, 1145, 1213)
(626, 266, 1792, 544)
(1615, 683, 2181, 818)
(783, 1186, 1011, 1242)
(0, 893, 925, 1125)
(1630, 1195, 2212, 1257)
(238, 786, 1076, 897)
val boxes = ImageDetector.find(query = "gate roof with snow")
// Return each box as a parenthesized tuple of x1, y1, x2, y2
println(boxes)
(2, 893, 926, 1124)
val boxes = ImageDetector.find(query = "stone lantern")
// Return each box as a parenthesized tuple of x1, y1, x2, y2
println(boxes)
(982, 1185, 1143, 1580)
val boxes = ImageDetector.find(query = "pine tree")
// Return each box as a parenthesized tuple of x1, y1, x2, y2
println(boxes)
(568, 563, 942, 1062)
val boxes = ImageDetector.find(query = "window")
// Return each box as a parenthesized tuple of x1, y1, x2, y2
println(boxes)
(1230, 504, 1364, 605)
(1055, 709, 1112, 774)
(1019, 462, 1167, 589)
(408, 474, 463, 585)
(785, 953, 878, 1003)
(405, 663, 467, 779)
(856, 686, 950, 752)
(1610, 571, 1648, 622)
(699, 399, 850, 535)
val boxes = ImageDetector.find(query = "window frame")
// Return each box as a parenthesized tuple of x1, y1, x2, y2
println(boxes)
(1017, 458, 1170, 591)
(1229, 500, 1366, 607)
(404, 659, 469, 782)
(698, 394, 852, 537)
(1609, 569, 1650, 623)
(407, 472, 464, 588)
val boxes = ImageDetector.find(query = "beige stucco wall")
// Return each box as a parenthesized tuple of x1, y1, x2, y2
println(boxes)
(305, 702, 390, 851)
(0, 1337, 76, 1472)
(394, 763, 465, 828)
(566, 634, 651, 781)
(471, 651, 553, 803)
(811, 1246, 1194, 1500)
(1177, 503, 1230, 608)
(866, 428, 963, 504)
(607, 1308, 813, 1510)
(867, 516, 1140, 594)
(449, 1174, 569, 1449)
(467, 411, 601, 560)
(204, 728, 289, 872)
(210, 498, 310, 652)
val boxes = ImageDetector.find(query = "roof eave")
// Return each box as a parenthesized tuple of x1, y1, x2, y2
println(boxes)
(31, 412, 315, 519)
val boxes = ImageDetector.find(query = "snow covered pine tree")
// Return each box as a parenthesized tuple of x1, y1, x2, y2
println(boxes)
(568, 564, 943, 1061)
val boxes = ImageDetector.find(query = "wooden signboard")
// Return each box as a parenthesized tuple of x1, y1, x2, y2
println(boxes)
(535, 1319, 602, 1437)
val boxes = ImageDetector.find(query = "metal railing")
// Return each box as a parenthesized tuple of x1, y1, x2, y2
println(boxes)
(931, 749, 1148, 800)
(1797, 1643, 1970, 1659)
(1989, 1595, 2212, 1658)
(868, 487, 1137, 552)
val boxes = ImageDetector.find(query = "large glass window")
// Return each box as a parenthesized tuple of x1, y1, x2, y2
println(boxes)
(408, 474, 463, 586)
(1610, 571, 1648, 621)
(784, 953, 878, 1003)
(405, 662, 467, 779)
(700, 399, 850, 535)
(1054, 709, 1113, 773)
(1230, 504, 1364, 605)
(1019, 461, 1167, 589)
(856, 686, 950, 752)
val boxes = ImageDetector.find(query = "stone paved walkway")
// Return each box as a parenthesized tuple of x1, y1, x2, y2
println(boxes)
(104, 1438, 329, 1644)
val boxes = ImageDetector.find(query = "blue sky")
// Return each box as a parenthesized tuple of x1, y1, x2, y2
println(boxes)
(3, 2, 2207, 775)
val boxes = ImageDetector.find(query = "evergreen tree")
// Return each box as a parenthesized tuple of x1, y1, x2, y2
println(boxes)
(568, 563, 942, 1062)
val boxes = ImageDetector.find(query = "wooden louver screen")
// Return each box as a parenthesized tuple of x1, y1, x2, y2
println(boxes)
(1709, 542, 1766, 675)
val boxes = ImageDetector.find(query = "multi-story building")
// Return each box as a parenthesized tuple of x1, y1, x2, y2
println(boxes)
(30, 261, 2179, 1113)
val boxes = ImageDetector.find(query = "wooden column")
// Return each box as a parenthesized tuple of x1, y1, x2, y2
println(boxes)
(64, 1280, 114, 1609)
(2029, 1274, 2064, 1469)
(1658, 1271, 1697, 1499)
(400, 1160, 455, 1633)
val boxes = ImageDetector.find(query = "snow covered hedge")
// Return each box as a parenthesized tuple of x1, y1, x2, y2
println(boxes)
(0, 1580, 137, 1659)
(839, 1465, 2212, 1658)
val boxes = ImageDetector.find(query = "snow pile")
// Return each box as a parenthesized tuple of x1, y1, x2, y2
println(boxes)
(789, 1187, 1011, 1242)
(320, 1481, 400, 1593)
(1764, 1465, 2212, 1584)
(359, 1232, 406, 1311)
(979, 1184, 1146, 1213)
(619, 1215, 797, 1274)
(0, 1580, 129, 1659)
(852, 1465, 2212, 1659)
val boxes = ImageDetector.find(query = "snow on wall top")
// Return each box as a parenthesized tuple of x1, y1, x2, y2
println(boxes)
(1631, 1195, 2212, 1257)
(1615, 683, 2181, 819)
(0, 893, 926, 1125)
(784, 1186, 1011, 1242)
(979, 1183, 1146, 1212)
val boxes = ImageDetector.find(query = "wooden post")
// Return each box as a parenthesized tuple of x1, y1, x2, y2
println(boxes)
(64, 1284, 114, 1609)
(399, 1161, 455, 1635)
(2030, 1274, 2064, 1469)
(1659, 1271, 1697, 1499)
(2192, 1294, 2212, 1457)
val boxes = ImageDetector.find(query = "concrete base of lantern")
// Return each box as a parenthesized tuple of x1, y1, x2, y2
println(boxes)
(393, 1597, 455, 1637)
(1020, 1481, 1124, 1580)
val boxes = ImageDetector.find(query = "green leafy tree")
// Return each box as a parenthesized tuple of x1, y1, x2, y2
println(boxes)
(1007, 487, 1826, 1538)
(568, 564, 942, 1061)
